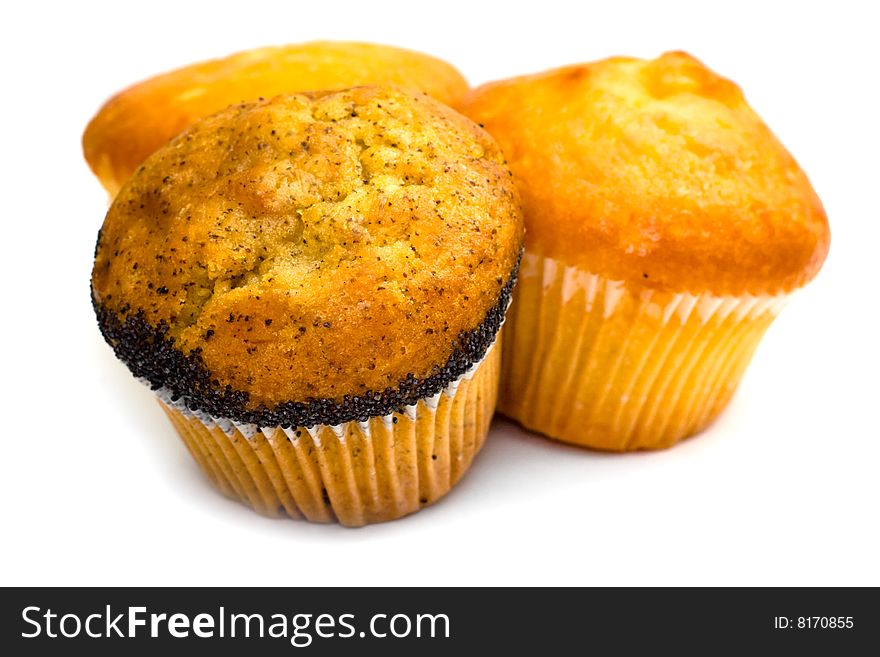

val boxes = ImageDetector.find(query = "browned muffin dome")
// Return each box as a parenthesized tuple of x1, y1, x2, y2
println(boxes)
(458, 52, 829, 296)
(91, 86, 523, 427)
(83, 41, 471, 196)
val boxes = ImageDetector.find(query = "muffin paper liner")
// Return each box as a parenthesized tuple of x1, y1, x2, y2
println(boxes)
(499, 252, 788, 450)
(157, 339, 500, 527)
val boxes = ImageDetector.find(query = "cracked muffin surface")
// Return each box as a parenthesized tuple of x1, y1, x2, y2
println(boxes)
(91, 86, 523, 417)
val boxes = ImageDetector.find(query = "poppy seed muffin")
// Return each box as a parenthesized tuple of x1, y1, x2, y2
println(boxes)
(83, 41, 470, 196)
(92, 86, 523, 525)
(458, 52, 829, 450)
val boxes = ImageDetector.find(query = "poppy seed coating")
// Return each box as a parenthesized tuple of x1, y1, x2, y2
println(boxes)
(93, 256, 518, 428)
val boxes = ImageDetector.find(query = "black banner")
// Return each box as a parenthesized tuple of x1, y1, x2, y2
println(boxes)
(1, 587, 875, 653)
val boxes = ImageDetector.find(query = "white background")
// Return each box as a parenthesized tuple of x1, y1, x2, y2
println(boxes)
(2, 0, 878, 586)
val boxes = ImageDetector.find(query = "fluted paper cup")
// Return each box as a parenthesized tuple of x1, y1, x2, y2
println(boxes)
(159, 340, 500, 526)
(500, 253, 786, 450)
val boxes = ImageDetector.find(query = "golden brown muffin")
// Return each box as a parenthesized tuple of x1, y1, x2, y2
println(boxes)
(458, 52, 829, 450)
(92, 86, 523, 525)
(83, 41, 470, 195)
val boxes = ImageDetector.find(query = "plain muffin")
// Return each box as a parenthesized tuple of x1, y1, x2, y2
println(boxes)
(458, 52, 829, 450)
(83, 41, 470, 195)
(92, 86, 523, 525)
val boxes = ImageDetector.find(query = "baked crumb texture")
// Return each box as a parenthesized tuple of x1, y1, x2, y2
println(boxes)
(83, 41, 470, 195)
(92, 86, 523, 428)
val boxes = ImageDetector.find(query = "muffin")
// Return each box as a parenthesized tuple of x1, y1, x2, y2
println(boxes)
(91, 86, 523, 525)
(83, 41, 470, 195)
(458, 52, 829, 451)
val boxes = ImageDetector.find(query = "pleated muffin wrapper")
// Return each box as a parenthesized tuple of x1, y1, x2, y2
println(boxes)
(500, 252, 789, 451)
(155, 339, 501, 527)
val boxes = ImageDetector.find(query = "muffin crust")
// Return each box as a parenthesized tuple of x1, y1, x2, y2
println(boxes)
(83, 42, 470, 195)
(92, 87, 523, 423)
(458, 51, 830, 295)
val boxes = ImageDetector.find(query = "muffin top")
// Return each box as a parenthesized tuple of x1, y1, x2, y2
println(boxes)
(83, 41, 470, 195)
(92, 86, 523, 427)
(458, 51, 829, 295)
